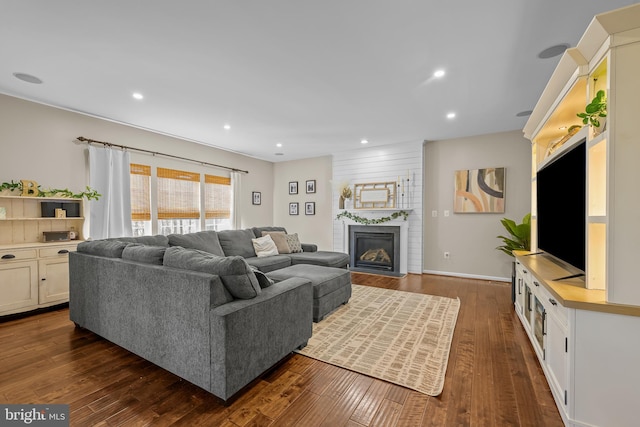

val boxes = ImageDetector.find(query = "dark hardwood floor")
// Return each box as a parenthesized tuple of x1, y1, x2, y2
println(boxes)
(0, 273, 563, 426)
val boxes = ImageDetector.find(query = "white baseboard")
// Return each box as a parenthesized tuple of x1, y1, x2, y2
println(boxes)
(423, 269, 510, 283)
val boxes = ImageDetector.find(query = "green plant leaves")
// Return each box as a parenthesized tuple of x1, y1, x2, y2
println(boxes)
(496, 213, 531, 257)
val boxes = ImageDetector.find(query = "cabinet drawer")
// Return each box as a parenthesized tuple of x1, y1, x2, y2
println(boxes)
(535, 280, 569, 326)
(0, 248, 37, 262)
(39, 245, 77, 258)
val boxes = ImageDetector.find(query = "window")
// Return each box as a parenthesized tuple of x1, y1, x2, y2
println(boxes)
(205, 174, 232, 231)
(157, 167, 200, 235)
(130, 163, 151, 236)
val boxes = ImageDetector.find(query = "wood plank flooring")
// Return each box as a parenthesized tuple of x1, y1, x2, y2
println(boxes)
(0, 273, 563, 426)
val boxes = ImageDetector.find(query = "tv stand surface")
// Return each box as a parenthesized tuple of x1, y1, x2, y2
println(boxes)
(514, 251, 640, 317)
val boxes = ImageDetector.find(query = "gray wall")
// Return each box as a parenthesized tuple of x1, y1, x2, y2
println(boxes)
(423, 130, 531, 280)
(0, 94, 275, 234)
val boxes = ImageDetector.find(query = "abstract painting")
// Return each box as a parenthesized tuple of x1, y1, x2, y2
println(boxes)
(454, 167, 505, 213)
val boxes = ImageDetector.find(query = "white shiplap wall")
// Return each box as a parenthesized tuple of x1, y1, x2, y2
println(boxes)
(332, 141, 423, 273)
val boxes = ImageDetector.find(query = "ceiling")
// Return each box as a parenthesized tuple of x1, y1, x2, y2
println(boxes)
(1, 1, 636, 162)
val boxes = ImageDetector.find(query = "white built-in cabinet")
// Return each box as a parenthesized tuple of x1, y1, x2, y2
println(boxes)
(519, 4, 640, 426)
(0, 195, 83, 316)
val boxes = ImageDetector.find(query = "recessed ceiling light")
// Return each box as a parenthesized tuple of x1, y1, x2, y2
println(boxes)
(13, 72, 43, 84)
(276, 143, 282, 148)
(132, 92, 144, 100)
(516, 110, 533, 117)
(446, 112, 456, 119)
(538, 43, 570, 59)
(223, 124, 231, 130)
(433, 69, 446, 78)
(361, 139, 369, 144)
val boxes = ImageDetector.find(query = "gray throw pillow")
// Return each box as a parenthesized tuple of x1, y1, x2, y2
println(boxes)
(122, 244, 166, 265)
(77, 240, 129, 258)
(250, 265, 275, 288)
(168, 231, 225, 256)
(163, 246, 261, 299)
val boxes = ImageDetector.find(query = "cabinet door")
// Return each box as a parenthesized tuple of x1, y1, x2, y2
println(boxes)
(0, 261, 38, 314)
(39, 257, 70, 304)
(546, 311, 568, 408)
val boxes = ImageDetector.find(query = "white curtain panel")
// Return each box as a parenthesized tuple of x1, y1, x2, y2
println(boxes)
(89, 145, 133, 239)
(230, 171, 241, 229)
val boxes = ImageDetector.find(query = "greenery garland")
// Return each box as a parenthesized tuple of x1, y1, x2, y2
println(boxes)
(0, 180, 101, 200)
(336, 210, 409, 224)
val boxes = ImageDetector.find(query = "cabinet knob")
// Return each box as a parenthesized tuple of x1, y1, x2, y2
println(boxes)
(549, 298, 557, 306)
(534, 281, 540, 287)
(1, 254, 16, 259)
(58, 249, 69, 254)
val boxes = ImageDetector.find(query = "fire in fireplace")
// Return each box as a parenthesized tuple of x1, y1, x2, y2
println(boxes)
(349, 225, 401, 276)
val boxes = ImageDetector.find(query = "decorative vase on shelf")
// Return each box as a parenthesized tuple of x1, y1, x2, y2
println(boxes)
(339, 196, 345, 210)
(345, 198, 352, 210)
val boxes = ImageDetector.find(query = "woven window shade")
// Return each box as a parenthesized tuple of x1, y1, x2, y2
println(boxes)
(130, 163, 151, 221)
(205, 174, 231, 219)
(157, 167, 201, 219)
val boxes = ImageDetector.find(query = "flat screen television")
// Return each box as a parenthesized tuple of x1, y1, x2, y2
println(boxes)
(536, 139, 586, 273)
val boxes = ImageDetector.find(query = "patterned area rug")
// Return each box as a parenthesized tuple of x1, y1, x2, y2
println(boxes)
(296, 284, 460, 396)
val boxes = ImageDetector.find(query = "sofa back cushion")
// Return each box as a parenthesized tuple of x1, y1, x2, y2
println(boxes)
(109, 235, 169, 247)
(163, 246, 261, 299)
(251, 226, 287, 238)
(217, 229, 257, 258)
(77, 240, 130, 258)
(168, 231, 225, 257)
(122, 244, 166, 265)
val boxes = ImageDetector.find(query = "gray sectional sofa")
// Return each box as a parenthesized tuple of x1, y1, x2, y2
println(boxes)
(68, 228, 350, 401)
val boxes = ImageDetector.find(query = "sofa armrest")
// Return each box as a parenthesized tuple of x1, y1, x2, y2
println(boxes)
(301, 243, 317, 252)
(209, 277, 313, 400)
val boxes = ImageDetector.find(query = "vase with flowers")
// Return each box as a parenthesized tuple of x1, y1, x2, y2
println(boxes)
(339, 184, 352, 209)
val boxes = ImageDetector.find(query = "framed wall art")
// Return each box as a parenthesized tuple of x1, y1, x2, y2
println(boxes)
(252, 191, 261, 205)
(454, 167, 505, 213)
(306, 180, 316, 194)
(305, 202, 315, 215)
(289, 181, 298, 195)
(289, 202, 299, 215)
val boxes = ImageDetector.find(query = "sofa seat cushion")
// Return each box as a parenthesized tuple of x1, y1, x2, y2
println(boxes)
(266, 264, 351, 299)
(288, 251, 349, 269)
(245, 255, 292, 273)
(217, 229, 257, 258)
(163, 246, 261, 299)
(168, 231, 225, 257)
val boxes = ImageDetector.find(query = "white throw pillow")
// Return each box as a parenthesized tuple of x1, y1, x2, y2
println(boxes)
(251, 235, 279, 257)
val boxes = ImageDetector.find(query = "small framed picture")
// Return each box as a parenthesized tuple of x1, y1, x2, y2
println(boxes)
(306, 180, 316, 194)
(305, 202, 315, 215)
(289, 202, 299, 215)
(289, 181, 298, 195)
(252, 191, 261, 205)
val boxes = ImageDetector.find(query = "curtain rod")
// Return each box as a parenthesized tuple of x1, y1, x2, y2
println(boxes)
(76, 136, 249, 174)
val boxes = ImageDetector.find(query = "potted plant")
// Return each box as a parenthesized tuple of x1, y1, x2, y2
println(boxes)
(577, 89, 607, 132)
(496, 213, 531, 257)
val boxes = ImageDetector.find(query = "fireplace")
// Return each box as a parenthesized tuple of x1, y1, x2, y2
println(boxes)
(349, 225, 401, 276)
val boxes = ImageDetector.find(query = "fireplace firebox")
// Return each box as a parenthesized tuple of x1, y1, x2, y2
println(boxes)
(349, 225, 401, 276)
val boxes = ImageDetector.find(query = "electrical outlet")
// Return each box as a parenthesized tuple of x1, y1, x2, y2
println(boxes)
(444, 210, 450, 217)
(444, 251, 450, 259)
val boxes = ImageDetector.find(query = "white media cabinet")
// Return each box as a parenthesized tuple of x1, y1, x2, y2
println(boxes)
(520, 4, 640, 426)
